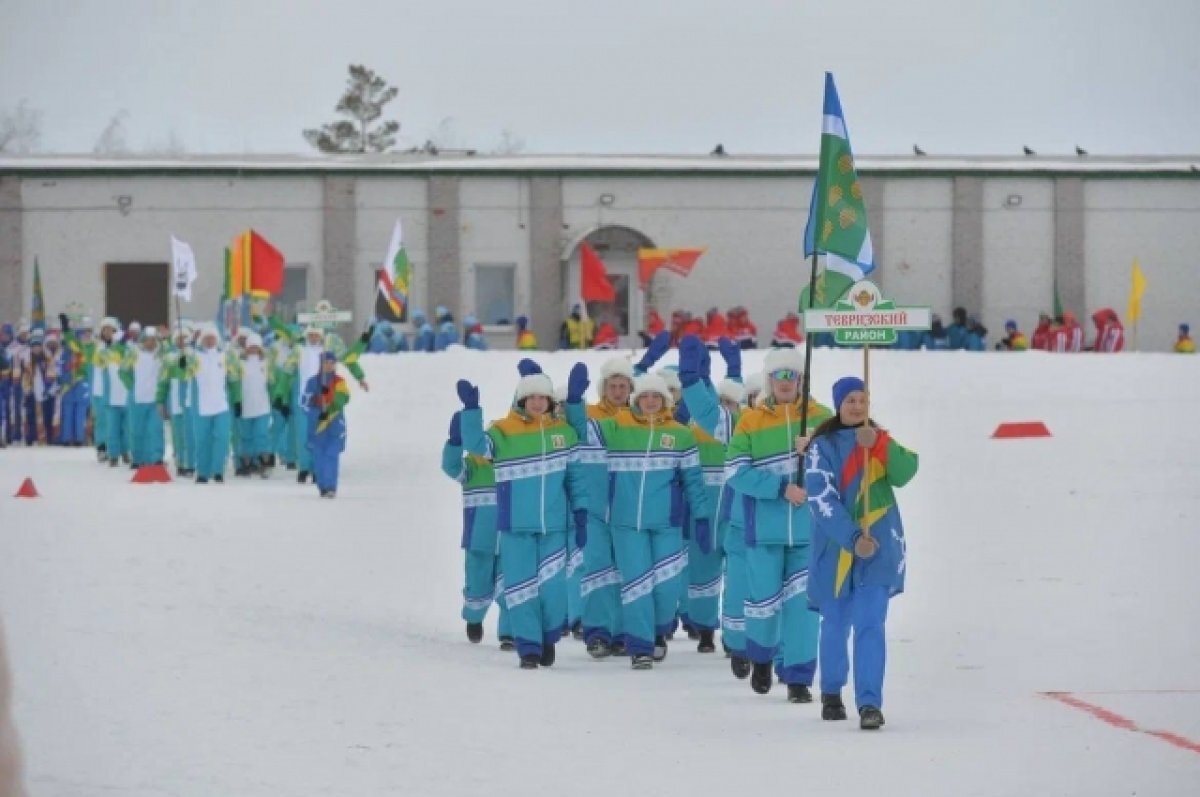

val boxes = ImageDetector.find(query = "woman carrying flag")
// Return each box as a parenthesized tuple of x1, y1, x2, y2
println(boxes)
(302, 352, 351, 498)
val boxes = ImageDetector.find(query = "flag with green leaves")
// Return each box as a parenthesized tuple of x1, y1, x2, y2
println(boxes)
(31, 256, 46, 331)
(801, 72, 876, 309)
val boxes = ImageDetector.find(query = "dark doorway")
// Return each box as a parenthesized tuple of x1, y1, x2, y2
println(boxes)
(105, 262, 169, 327)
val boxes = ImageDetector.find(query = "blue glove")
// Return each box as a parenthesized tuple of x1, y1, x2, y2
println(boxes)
(677, 335, 705, 387)
(448, 411, 463, 445)
(573, 509, 588, 549)
(634, 330, 671, 374)
(717, 337, 741, 379)
(694, 518, 713, 554)
(674, 400, 691, 425)
(567, 362, 590, 404)
(517, 358, 543, 377)
(456, 379, 480, 410)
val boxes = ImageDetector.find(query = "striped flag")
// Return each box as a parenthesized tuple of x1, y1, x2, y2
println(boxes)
(801, 72, 876, 309)
(378, 220, 410, 316)
(637, 248, 705, 290)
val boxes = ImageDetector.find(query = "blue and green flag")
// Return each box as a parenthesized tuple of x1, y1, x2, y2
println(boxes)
(801, 72, 876, 309)
(31, 257, 46, 331)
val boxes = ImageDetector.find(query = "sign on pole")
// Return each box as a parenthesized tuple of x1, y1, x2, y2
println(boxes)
(802, 281, 931, 346)
(297, 299, 353, 329)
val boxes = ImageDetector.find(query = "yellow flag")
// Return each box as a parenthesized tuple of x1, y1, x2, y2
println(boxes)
(1127, 259, 1147, 323)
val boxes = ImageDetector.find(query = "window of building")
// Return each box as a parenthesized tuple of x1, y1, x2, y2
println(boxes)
(475, 263, 516, 325)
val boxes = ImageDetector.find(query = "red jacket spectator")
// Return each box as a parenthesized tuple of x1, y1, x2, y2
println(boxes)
(592, 322, 619, 350)
(645, 309, 665, 338)
(771, 312, 805, 347)
(1091, 308, 1125, 352)
(728, 307, 759, 348)
(1049, 322, 1069, 352)
(702, 308, 730, 347)
(1030, 315, 1052, 350)
(1062, 311, 1084, 352)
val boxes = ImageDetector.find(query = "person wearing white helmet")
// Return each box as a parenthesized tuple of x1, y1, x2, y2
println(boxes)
(725, 346, 834, 703)
(230, 332, 273, 477)
(120, 327, 165, 468)
(564, 362, 710, 670)
(184, 324, 232, 483)
(162, 324, 196, 476)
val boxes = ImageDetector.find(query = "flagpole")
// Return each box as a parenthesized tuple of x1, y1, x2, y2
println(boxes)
(799, 256, 819, 434)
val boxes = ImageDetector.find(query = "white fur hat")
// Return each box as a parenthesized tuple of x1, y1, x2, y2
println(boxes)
(553, 385, 568, 404)
(129, 320, 142, 331)
(601, 357, 635, 382)
(244, 332, 263, 349)
(141, 327, 158, 340)
(631, 373, 674, 409)
(197, 323, 220, 341)
(514, 372, 554, 403)
(304, 324, 324, 339)
(100, 316, 119, 331)
(764, 347, 804, 376)
(656, 367, 682, 393)
(718, 378, 746, 405)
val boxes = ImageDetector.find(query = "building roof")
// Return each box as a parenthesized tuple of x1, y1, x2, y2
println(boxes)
(1, 152, 1198, 178)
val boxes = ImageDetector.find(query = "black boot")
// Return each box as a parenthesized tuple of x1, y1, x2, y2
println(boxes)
(297, 470, 309, 483)
(821, 692, 847, 721)
(610, 639, 628, 657)
(631, 654, 653, 670)
(571, 620, 583, 641)
(697, 630, 716, 653)
(213, 474, 224, 483)
(539, 643, 556, 668)
(653, 636, 668, 662)
(787, 684, 813, 703)
(730, 655, 752, 680)
(859, 705, 884, 730)
(586, 638, 612, 659)
(498, 636, 515, 652)
(196, 476, 209, 484)
(750, 662, 773, 694)
(466, 622, 483, 643)
(519, 655, 539, 670)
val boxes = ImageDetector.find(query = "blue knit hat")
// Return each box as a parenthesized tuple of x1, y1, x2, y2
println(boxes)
(321, 351, 337, 362)
(832, 376, 866, 412)
(1182, 323, 1191, 335)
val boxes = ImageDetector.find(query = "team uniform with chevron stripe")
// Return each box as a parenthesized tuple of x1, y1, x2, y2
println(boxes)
(725, 397, 833, 685)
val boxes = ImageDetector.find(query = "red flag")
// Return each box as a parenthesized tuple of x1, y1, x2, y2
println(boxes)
(637, 248, 705, 290)
(247, 230, 285, 296)
(580, 242, 616, 303)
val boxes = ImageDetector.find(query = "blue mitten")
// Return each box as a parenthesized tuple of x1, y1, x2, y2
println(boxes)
(718, 337, 742, 380)
(694, 518, 713, 554)
(448, 411, 463, 445)
(677, 335, 705, 387)
(574, 509, 588, 549)
(456, 379, 480, 410)
(567, 362, 590, 404)
(634, 330, 672, 374)
(517, 358, 543, 377)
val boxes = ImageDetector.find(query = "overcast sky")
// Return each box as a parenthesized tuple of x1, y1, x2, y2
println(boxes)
(2, 0, 1198, 156)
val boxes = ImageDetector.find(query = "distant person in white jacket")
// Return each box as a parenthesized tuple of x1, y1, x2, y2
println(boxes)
(185, 325, 232, 484)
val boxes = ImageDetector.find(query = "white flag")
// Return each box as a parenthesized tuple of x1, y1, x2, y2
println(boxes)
(170, 235, 198, 301)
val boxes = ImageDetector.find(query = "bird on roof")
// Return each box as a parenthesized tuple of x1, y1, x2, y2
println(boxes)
(711, 143, 727, 156)
(1023, 145, 1036, 156)
(913, 144, 926, 156)
(1075, 145, 1088, 156)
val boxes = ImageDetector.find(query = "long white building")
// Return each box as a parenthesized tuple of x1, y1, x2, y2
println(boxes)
(1, 153, 1196, 351)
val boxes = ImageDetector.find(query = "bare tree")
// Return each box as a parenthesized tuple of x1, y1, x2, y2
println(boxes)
(94, 110, 130, 155)
(493, 128, 526, 155)
(303, 64, 400, 153)
(0, 100, 42, 154)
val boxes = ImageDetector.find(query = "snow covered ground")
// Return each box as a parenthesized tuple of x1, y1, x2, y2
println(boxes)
(2, 347, 1198, 796)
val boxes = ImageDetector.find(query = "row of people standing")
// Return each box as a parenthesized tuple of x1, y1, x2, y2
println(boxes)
(368, 307, 490, 354)
(11, 314, 368, 497)
(441, 332, 918, 729)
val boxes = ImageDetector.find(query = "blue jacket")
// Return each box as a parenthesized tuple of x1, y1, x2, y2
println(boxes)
(803, 427, 918, 608)
(441, 442, 500, 554)
(414, 322, 435, 352)
(946, 323, 969, 350)
(964, 330, 986, 351)
(435, 321, 459, 351)
(303, 373, 348, 453)
(461, 406, 587, 535)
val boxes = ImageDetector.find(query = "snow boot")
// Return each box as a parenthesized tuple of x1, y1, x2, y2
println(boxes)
(539, 643, 556, 668)
(498, 636, 515, 652)
(466, 622, 484, 643)
(697, 630, 716, 653)
(297, 470, 309, 483)
(519, 655, 539, 670)
(587, 638, 612, 659)
(109, 457, 120, 468)
(571, 620, 583, 641)
(196, 476, 209, 484)
(821, 692, 847, 721)
(653, 636, 668, 662)
(610, 639, 628, 657)
(859, 705, 884, 730)
(750, 662, 773, 694)
(631, 654, 653, 670)
(787, 684, 813, 704)
(213, 475, 224, 483)
(730, 655, 752, 680)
